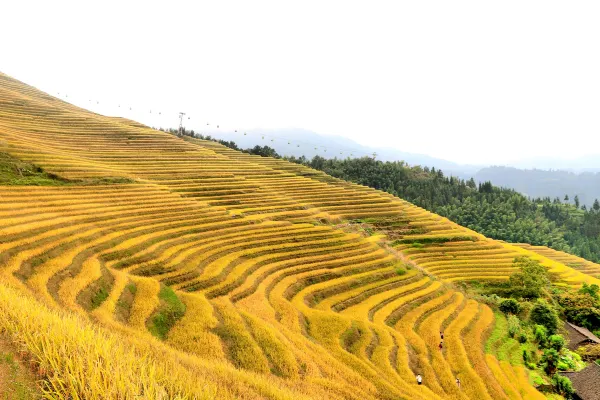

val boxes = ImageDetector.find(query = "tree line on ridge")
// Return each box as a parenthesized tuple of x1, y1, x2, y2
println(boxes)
(176, 130, 600, 265)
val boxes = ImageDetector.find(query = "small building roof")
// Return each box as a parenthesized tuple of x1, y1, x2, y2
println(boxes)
(561, 363, 600, 400)
(565, 322, 600, 351)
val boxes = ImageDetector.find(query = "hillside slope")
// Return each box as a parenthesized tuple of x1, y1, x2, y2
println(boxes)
(0, 71, 598, 399)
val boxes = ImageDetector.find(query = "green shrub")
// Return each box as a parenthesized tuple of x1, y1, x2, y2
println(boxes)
(579, 283, 599, 300)
(557, 361, 569, 371)
(126, 283, 137, 295)
(507, 315, 521, 338)
(577, 344, 600, 361)
(474, 293, 501, 307)
(148, 286, 186, 340)
(530, 300, 559, 334)
(528, 349, 539, 364)
(557, 351, 583, 371)
(532, 373, 544, 386)
(91, 286, 109, 309)
(518, 333, 528, 343)
(552, 373, 574, 399)
(534, 324, 548, 345)
(547, 335, 566, 351)
(499, 298, 521, 315)
(518, 301, 533, 318)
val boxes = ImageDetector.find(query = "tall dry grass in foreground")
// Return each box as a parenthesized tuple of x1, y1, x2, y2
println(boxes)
(0, 280, 317, 400)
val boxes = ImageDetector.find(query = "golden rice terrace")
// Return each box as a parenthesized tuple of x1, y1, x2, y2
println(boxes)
(0, 72, 599, 399)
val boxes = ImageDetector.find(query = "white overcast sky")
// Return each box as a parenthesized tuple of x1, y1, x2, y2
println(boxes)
(2, 1, 599, 165)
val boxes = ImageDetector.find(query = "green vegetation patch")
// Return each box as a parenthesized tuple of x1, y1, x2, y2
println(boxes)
(341, 321, 365, 353)
(84, 176, 135, 184)
(90, 286, 110, 309)
(392, 235, 477, 246)
(148, 286, 186, 340)
(485, 312, 507, 355)
(0, 152, 135, 186)
(0, 152, 69, 185)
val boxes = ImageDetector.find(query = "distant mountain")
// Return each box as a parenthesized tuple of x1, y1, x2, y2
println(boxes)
(202, 128, 481, 176)
(474, 166, 600, 206)
(509, 155, 600, 172)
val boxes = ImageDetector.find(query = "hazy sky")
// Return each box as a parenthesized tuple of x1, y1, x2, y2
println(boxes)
(2, 1, 600, 165)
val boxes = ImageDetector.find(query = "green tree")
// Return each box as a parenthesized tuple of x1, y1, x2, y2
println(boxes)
(245, 145, 280, 158)
(541, 348, 560, 375)
(530, 300, 560, 334)
(508, 257, 550, 299)
(574, 195, 580, 209)
(479, 181, 493, 193)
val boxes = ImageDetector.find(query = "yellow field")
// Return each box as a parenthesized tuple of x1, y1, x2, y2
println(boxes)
(1, 71, 599, 399)
(513, 243, 600, 278)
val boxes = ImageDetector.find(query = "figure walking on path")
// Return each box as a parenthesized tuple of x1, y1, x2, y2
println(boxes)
(456, 377, 461, 390)
(440, 331, 444, 340)
(416, 374, 422, 386)
(439, 340, 443, 351)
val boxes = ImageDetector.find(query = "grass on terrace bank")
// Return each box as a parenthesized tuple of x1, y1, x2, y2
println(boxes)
(0, 152, 134, 185)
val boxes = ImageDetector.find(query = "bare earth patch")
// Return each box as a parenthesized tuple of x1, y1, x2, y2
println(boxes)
(0, 337, 41, 399)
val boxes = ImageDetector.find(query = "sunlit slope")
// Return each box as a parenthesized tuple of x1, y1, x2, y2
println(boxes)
(193, 139, 600, 287)
(513, 243, 600, 278)
(0, 71, 593, 399)
(0, 70, 597, 287)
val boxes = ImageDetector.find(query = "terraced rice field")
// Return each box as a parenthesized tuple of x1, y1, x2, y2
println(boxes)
(1, 72, 599, 398)
(513, 243, 600, 278)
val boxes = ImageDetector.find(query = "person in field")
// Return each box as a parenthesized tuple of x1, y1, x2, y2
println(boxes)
(416, 374, 422, 385)
(440, 331, 444, 340)
(439, 340, 443, 350)
(456, 377, 461, 389)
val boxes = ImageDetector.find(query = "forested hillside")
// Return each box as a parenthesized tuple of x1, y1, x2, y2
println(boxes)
(288, 156, 600, 263)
